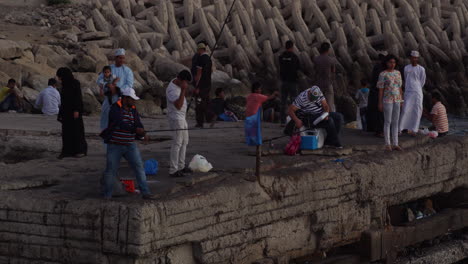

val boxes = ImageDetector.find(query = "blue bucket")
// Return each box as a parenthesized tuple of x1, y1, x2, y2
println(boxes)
(144, 159, 159, 175)
(300, 135, 318, 150)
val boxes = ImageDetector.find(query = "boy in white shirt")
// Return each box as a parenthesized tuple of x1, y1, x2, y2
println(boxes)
(166, 70, 193, 177)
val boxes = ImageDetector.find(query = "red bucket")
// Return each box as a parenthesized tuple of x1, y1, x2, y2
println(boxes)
(120, 179, 135, 193)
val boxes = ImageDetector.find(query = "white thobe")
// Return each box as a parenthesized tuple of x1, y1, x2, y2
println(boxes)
(96, 64, 134, 130)
(399, 64, 426, 132)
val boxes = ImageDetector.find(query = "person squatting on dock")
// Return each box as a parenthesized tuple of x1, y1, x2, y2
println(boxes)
(100, 88, 156, 200)
(166, 70, 193, 178)
(286, 86, 344, 149)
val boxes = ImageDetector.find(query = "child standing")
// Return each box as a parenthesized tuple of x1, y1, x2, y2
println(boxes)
(245, 82, 279, 117)
(355, 79, 370, 131)
(377, 55, 404, 151)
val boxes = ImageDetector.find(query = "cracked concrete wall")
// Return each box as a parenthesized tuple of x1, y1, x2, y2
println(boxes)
(0, 137, 467, 263)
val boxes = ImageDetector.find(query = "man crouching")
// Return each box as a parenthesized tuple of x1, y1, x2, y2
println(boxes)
(287, 86, 344, 149)
(101, 88, 155, 199)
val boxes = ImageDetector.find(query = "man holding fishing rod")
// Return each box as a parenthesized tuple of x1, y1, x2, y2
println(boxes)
(192, 42, 213, 129)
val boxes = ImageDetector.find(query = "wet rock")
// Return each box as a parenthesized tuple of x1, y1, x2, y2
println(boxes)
(24, 74, 49, 92)
(152, 54, 189, 82)
(81, 31, 110, 41)
(0, 40, 24, 59)
(135, 99, 162, 117)
(70, 54, 97, 72)
(21, 87, 39, 104)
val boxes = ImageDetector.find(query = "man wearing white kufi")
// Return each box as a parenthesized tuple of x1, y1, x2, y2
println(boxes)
(399, 50, 426, 135)
(97, 48, 135, 131)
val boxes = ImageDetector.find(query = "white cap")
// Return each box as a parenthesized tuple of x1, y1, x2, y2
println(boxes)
(122, 88, 140, 100)
(410, 50, 420, 57)
(115, 48, 126, 57)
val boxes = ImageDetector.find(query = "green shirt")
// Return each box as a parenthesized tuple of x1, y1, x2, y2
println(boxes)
(0, 87, 11, 102)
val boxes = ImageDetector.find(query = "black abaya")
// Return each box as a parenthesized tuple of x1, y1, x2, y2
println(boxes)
(58, 79, 87, 157)
(366, 63, 385, 133)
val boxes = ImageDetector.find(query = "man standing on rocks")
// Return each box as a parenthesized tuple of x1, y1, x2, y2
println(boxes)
(314, 43, 337, 112)
(166, 70, 193, 178)
(0, 79, 21, 112)
(193, 43, 213, 128)
(279, 40, 301, 126)
(97, 48, 134, 131)
(399, 51, 426, 135)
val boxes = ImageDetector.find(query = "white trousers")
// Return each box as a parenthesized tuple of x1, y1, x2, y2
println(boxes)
(169, 119, 189, 174)
(383, 102, 401, 146)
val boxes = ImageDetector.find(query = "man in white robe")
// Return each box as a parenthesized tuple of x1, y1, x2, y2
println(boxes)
(97, 48, 134, 131)
(400, 51, 426, 135)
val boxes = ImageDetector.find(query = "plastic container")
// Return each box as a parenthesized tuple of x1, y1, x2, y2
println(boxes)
(300, 129, 327, 150)
(144, 159, 159, 175)
(120, 179, 135, 193)
(300, 134, 318, 150)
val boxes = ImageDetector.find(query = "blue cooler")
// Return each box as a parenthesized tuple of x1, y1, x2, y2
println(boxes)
(300, 134, 319, 150)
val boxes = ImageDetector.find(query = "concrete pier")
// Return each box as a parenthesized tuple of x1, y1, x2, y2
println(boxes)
(0, 113, 467, 263)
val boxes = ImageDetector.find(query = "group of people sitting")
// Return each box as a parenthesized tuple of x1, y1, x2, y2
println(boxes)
(0, 78, 61, 115)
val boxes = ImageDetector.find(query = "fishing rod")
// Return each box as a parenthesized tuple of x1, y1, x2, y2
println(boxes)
(187, 0, 238, 113)
(145, 125, 242, 133)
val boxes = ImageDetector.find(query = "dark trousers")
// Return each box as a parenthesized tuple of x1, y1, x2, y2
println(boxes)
(284, 112, 343, 146)
(195, 88, 211, 126)
(360, 107, 368, 131)
(280, 82, 298, 124)
(0, 94, 18, 112)
(367, 89, 383, 133)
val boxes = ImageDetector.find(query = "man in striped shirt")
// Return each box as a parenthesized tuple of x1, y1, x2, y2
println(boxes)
(425, 92, 449, 137)
(287, 86, 343, 148)
(101, 88, 155, 199)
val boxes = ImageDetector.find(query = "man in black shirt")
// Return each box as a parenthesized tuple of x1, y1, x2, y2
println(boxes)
(193, 42, 213, 128)
(279, 41, 301, 125)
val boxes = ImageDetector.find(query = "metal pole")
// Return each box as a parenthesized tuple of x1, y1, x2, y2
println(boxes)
(255, 145, 261, 179)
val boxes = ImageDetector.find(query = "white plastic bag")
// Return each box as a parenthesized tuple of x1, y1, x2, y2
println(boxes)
(188, 154, 213, 172)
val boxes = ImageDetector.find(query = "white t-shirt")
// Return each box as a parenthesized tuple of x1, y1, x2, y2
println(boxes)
(166, 79, 187, 120)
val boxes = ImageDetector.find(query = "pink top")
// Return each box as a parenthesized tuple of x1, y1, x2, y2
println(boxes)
(245, 93, 269, 117)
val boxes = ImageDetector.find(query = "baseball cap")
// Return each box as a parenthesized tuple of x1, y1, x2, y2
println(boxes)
(197, 43, 206, 50)
(122, 88, 140, 100)
(308, 86, 323, 101)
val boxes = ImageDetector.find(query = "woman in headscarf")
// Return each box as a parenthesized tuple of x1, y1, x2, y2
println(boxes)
(57, 67, 87, 159)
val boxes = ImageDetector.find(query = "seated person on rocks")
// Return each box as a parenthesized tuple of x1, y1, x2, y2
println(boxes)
(245, 82, 279, 117)
(35, 78, 61, 115)
(209, 88, 238, 122)
(423, 91, 449, 137)
(0, 79, 21, 112)
(286, 85, 344, 149)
